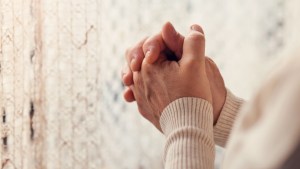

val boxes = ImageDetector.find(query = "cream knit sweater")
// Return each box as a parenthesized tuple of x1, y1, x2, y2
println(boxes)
(160, 54, 300, 169)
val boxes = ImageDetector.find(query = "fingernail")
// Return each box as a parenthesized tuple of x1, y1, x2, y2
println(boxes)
(190, 25, 201, 32)
(130, 59, 137, 71)
(145, 50, 151, 58)
(131, 53, 137, 61)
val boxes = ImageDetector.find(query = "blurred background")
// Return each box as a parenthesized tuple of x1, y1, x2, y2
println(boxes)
(0, 0, 299, 168)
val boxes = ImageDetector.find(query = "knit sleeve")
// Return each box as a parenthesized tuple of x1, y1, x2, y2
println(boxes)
(160, 97, 215, 169)
(213, 89, 244, 147)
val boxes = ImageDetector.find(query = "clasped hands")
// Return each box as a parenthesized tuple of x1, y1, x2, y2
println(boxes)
(122, 22, 226, 132)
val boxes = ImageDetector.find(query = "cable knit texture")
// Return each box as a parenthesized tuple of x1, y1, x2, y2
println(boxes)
(160, 98, 215, 169)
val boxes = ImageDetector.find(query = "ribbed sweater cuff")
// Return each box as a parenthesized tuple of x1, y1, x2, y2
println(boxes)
(213, 89, 244, 147)
(160, 97, 214, 137)
(160, 98, 215, 168)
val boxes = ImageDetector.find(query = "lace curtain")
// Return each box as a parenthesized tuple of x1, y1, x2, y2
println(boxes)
(0, 0, 298, 168)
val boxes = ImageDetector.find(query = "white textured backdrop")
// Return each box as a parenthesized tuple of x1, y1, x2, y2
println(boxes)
(0, 0, 299, 169)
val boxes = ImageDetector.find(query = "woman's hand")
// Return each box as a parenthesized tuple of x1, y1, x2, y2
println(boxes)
(129, 25, 212, 131)
(122, 23, 226, 128)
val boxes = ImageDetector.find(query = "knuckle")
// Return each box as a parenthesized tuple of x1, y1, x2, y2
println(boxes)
(144, 38, 158, 47)
(131, 46, 144, 60)
(141, 61, 154, 75)
(143, 35, 160, 52)
(143, 43, 154, 54)
(141, 61, 155, 76)
(184, 58, 201, 69)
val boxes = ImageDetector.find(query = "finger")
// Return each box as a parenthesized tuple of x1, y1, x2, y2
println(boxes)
(126, 37, 148, 72)
(161, 22, 185, 59)
(121, 65, 133, 86)
(205, 57, 214, 82)
(123, 87, 135, 102)
(143, 33, 166, 64)
(122, 70, 134, 86)
(180, 24, 206, 67)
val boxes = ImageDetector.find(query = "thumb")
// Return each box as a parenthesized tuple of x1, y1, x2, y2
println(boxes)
(180, 24, 206, 67)
(161, 22, 184, 59)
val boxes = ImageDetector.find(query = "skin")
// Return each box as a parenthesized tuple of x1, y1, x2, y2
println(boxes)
(122, 22, 227, 130)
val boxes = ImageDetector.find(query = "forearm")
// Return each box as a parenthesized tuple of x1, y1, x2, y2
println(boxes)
(160, 98, 215, 169)
(213, 89, 245, 147)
